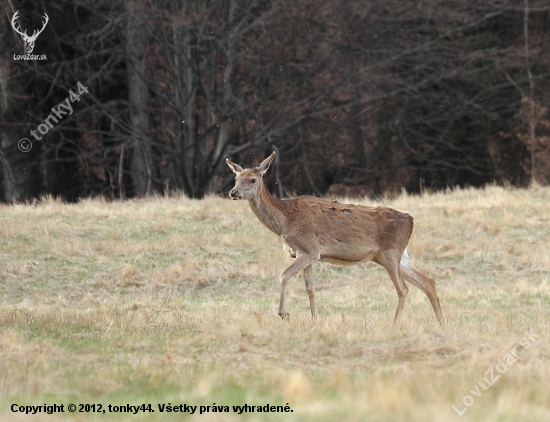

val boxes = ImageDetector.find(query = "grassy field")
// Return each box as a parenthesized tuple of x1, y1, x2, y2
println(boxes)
(0, 186, 549, 421)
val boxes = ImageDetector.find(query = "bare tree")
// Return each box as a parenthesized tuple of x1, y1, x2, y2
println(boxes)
(126, 0, 155, 197)
(524, 0, 537, 183)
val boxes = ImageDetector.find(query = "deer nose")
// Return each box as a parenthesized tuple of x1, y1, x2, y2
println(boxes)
(229, 189, 240, 199)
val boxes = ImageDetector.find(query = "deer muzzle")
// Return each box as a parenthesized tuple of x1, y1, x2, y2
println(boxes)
(229, 189, 241, 200)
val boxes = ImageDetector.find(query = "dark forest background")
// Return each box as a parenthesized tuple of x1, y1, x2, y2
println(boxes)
(1, 0, 549, 202)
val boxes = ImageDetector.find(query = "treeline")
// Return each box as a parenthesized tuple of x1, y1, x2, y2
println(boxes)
(1, 0, 549, 202)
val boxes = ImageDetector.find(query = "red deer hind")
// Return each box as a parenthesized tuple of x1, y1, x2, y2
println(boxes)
(226, 152, 444, 325)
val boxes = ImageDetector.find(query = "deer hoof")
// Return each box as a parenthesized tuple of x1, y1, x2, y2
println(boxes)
(278, 311, 289, 320)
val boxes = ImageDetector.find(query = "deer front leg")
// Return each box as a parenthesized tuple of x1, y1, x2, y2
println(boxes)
(278, 254, 316, 318)
(303, 264, 316, 318)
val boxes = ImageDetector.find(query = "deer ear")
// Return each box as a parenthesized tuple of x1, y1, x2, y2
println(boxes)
(226, 158, 244, 175)
(257, 151, 276, 175)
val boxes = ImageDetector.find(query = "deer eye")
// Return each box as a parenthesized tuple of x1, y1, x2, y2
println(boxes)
(250, 179, 257, 184)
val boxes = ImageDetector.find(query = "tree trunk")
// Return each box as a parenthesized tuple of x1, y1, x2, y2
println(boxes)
(126, 0, 153, 197)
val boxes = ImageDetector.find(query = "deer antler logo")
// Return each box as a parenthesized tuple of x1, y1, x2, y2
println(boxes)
(11, 10, 49, 55)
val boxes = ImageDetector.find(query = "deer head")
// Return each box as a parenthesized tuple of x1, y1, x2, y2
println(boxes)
(226, 152, 275, 200)
(11, 11, 49, 54)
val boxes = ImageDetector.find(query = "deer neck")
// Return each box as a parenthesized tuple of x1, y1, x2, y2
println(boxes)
(249, 182, 286, 236)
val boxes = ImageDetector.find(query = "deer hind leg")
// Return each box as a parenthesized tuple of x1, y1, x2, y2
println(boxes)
(302, 264, 316, 318)
(278, 254, 315, 318)
(375, 252, 409, 324)
(400, 250, 444, 325)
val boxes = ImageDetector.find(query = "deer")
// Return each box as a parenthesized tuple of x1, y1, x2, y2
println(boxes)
(11, 11, 49, 55)
(226, 151, 444, 325)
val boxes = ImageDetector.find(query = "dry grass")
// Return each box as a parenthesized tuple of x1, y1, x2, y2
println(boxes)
(0, 186, 549, 421)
